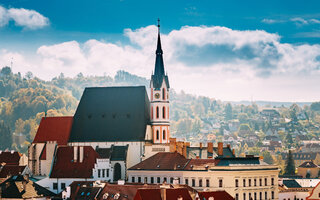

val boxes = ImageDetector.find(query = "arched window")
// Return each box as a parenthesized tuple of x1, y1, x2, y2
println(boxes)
(156, 107, 159, 119)
(114, 163, 121, 181)
(163, 130, 166, 140)
(156, 130, 159, 140)
(162, 106, 166, 119)
(162, 88, 166, 100)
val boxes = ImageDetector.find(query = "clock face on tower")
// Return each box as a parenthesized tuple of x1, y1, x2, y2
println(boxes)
(155, 93, 160, 99)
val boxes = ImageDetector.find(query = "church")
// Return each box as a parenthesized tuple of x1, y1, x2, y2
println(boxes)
(28, 22, 175, 192)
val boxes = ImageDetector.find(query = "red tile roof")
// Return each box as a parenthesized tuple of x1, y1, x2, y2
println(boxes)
(0, 165, 27, 178)
(134, 188, 192, 200)
(197, 191, 235, 200)
(0, 151, 21, 165)
(129, 152, 218, 171)
(50, 146, 99, 178)
(33, 116, 73, 145)
(129, 152, 189, 170)
(97, 183, 161, 200)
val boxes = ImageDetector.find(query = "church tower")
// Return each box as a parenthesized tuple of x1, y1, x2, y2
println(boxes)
(150, 19, 170, 144)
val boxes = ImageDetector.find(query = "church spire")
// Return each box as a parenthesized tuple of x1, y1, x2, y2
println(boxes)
(154, 18, 165, 77)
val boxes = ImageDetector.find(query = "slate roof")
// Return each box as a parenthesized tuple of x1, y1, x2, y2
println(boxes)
(0, 151, 21, 165)
(283, 180, 302, 188)
(50, 146, 99, 178)
(151, 32, 170, 89)
(299, 161, 318, 168)
(69, 86, 150, 142)
(33, 116, 73, 145)
(96, 145, 128, 161)
(0, 175, 55, 198)
(281, 152, 318, 160)
(215, 157, 261, 166)
(134, 188, 192, 200)
(0, 165, 27, 178)
(197, 191, 235, 200)
(129, 152, 218, 171)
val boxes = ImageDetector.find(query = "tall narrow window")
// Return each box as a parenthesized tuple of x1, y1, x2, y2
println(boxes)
(151, 106, 153, 119)
(271, 191, 274, 199)
(265, 192, 267, 200)
(235, 179, 239, 187)
(235, 194, 239, 200)
(265, 178, 267, 186)
(199, 179, 203, 187)
(219, 179, 223, 187)
(259, 192, 262, 200)
(271, 178, 274, 185)
(163, 106, 166, 119)
(192, 179, 195, 187)
(206, 179, 210, 187)
(162, 88, 166, 100)
(243, 179, 246, 187)
(156, 130, 159, 140)
(132, 177, 135, 182)
(185, 179, 189, 185)
(249, 179, 251, 187)
(243, 193, 246, 200)
(259, 178, 262, 186)
(151, 177, 154, 184)
(156, 107, 159, 119)
(163, 130, 166, 140)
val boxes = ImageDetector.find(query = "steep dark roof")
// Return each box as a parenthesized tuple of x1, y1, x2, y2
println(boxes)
(151, 32, 170, 89)
(75, 187, 102, 200)
(299, 161, 318, 168)
(283, 180, 302, 188)
(33, 116, 73, 145)
(69, 86, 150, 142)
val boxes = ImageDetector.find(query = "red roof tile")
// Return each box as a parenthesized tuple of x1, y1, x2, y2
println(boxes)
(0, 151, 21, 165)
(50, 146, 99, 178)
(0, 165, 26, 178)
(97, 183, 161, 200)
(129, 152, 189, 170)
(197, 191, 235, 200)
(33, 116, 73, 145)
(134, 188, 192, 200)
(129, 152, 218, 171)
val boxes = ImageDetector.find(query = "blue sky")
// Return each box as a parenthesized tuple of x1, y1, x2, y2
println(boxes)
(0, 0, 320, 101)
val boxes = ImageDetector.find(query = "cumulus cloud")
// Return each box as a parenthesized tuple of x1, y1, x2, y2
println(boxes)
(0, 6, 49, 29)
(2, 25, 320, 101)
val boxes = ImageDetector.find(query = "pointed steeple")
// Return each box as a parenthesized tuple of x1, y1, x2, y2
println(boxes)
(151, 18, 170, 89)
(154, 18, 164, 76)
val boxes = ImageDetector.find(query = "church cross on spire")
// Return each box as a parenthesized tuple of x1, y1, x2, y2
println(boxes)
(157, 18, 160, 33)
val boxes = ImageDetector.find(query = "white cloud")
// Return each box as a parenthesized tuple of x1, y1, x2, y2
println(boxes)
(261, 19, 283, 24)
(2, 25, 320, 101)
(0, 6, 49, 29)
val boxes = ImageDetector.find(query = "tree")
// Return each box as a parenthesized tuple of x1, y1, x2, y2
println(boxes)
(262, 151, 274, 164)
(0, 66, 12, 76)
(224, 103, 233, 121)
(310, 102, 320, 112)
(284, 150, 295, 175)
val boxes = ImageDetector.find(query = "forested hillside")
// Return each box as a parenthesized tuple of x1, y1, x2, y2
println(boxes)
(1, 66, 320, 156)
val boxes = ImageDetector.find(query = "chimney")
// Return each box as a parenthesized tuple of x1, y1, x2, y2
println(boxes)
(170, 138, 177, 152)
(227, 144, 231, 149)
(79, 146, 84, 163)
(200, 142, 203, 149)
(232, 149, 235, 156)
(182, 143, 187, 158)
(161, 188, 167, 200)
(208, 142, 213, 153)
(218, 142, 223, 157)
(73, 146, 78, 162)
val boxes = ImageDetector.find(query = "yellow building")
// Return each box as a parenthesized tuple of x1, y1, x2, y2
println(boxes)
(297, 161, 319, 178)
